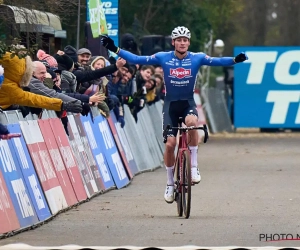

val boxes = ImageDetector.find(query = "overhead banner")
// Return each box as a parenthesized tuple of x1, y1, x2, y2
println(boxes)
(87, 0, 119, 45)
(234, 46, 300, 128)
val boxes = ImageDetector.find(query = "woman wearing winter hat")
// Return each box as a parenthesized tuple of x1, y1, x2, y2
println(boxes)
(36, 49, 58, 69)
(78, 56, 111, 118)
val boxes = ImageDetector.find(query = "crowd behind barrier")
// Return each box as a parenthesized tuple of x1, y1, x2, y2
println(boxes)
(0, 32, 209, 238)
(0, 103, 164, 237)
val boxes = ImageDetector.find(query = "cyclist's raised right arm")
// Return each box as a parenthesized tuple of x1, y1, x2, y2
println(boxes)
(118, 49, 160, 65)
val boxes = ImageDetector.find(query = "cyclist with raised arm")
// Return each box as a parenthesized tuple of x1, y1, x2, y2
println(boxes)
(101, 26, 248, 203)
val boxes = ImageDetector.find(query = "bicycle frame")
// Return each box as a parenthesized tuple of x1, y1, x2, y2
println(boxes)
(163, 120, 208, 218)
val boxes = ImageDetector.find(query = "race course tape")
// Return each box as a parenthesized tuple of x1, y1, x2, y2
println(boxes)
(1, 244, 300, 250)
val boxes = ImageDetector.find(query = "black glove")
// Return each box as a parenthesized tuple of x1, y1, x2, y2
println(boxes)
(60, 116, 69, 136)
(234, 52, 248, 63)
(18, 106, 30, 118)
(61, 100, 83, 113)
(81, 102, 91, 116)
(101, 35, 119, 53)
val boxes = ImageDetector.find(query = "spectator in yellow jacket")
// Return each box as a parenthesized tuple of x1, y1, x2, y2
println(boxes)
(0, 52, 82, 113)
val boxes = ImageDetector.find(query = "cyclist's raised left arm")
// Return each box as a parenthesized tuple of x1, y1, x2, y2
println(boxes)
(200, 52, 248, 66)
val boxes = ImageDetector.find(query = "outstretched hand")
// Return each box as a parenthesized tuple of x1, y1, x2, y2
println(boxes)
(116, 58, 126, 69)
(234, 52, 248, 63)
(101, 35, 119, 53)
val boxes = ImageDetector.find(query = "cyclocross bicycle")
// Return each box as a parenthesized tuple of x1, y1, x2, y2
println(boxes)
(163, 118, 209, 219)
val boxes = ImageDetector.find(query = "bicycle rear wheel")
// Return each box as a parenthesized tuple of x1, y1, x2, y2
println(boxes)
(181, 150, 191, 219)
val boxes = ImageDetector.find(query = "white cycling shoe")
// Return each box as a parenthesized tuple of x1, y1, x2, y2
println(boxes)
(191, 167, 201, 184)
(164, 184, 174, 203)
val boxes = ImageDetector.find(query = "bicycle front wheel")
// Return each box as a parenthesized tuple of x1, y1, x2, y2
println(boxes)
(181, 150, 191, 219)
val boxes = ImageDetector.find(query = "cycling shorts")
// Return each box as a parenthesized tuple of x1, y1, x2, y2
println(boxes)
(162, 100, 198, 141)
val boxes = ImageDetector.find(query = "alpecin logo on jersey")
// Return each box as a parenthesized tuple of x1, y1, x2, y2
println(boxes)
(170, 68, 191, 79)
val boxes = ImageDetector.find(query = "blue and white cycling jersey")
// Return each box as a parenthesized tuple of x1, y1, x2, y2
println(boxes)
(118, 49, 235, 103)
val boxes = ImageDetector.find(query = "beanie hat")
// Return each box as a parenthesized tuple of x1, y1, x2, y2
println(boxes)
(36, 49, 58, 68)
(55, 54, 74, 71)
(63, 45, 77, 63)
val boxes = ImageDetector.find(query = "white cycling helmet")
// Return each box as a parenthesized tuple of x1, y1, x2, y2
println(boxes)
(171, 26, 191, 40)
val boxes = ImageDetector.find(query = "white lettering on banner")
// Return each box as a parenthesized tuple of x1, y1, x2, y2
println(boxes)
(244, 51, 278, 84)
(14, 138, 29, 170)
(274, 51, 300, 84)
(68, 116, 84, 152)
(111, 152, 127, 180)
(101, 2, 118, 15)
(95, 153, 110, 182)
(39, 150, 56, 180)
(108, 30, 118, 36)
(59, 146, 75, 183)
(0, 177, 10, 211)
(99, 121, 114, 149)
(11, 178, 34, 218)
(115, 124, 133, 162)
(0, 140, 16, 173)
(49, 149, 66, 186)
(32, 152, 46, 182)
(266, 90, 300, 124)
(83, 121, 97, 150)
(60, 146, 76, 169)
(28, 174, 45, 210)
(245, 51, 300, 85)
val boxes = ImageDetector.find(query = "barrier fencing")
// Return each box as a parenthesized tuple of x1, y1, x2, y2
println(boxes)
(0, 101, 164, 237)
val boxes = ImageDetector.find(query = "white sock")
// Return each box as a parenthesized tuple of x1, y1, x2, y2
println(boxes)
(189, 146, 198, 168)
(165, 165, 174, 185)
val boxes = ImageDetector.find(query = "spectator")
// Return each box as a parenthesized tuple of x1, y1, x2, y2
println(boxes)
(36, 49, 58, 70)
(77, 48, 92, 66)
(63, 45, 78, 63)
(0, 52, 82, 113)
(145, 76, 157, 103)
(55, 54, 77, 93)
(121, 33, 140, 55)
(80, 56, 111, 118)
(154, 65, 163, 76)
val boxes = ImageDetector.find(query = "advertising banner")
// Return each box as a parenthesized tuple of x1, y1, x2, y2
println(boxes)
(108, 112, 138, 177)
(67, 115, 100, 197)
(0, 170, 20, 234)
(234, 46, 300, 128)
(38, 119, 78, 206)
(91, 114, 129, 189)
(73, 114, 105, 191)
(19, 120, 68, 215)
(49, 118, 87, 202)
(80, 115, 115, 190)
(0, 139, 39, 228)
(7, 124, 51, 222)
(87, 0, 119, 45)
